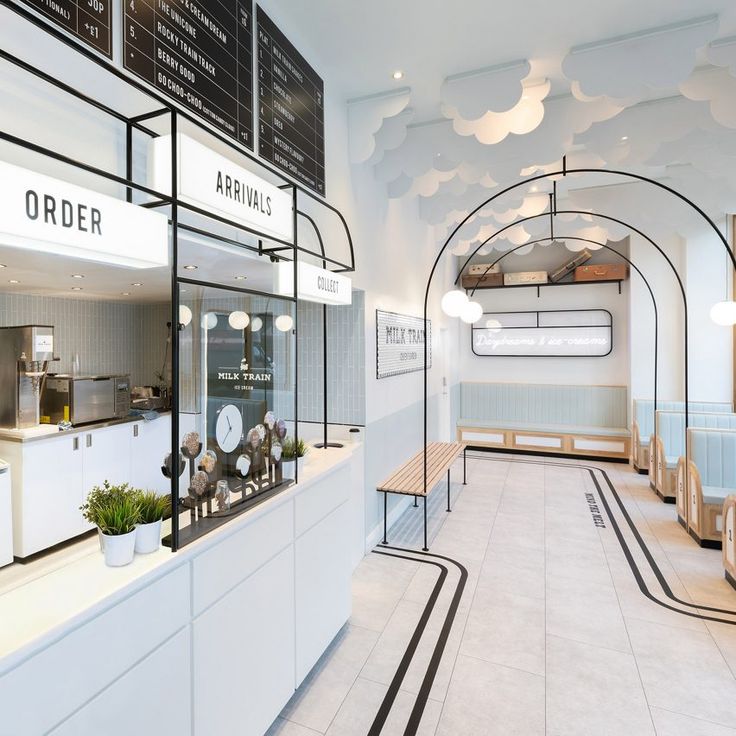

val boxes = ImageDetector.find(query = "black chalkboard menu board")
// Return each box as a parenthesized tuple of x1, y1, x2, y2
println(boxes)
(257, 6, 325, 195)
(123, 0, 254, 150)
(19, 0, 112, 57)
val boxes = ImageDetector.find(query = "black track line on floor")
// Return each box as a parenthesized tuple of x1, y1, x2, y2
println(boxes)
(370, 548, 468, 736)
(468, 451, 736, 625)
(367, 551, 447, 736)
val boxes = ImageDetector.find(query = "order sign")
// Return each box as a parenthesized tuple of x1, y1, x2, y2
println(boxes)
(377, 310, 431, 379)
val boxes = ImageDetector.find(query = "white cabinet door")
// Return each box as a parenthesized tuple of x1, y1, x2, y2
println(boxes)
(130, 416, 171, 494)
(82, 424, 132, 499)
(19, 435, 85, 557)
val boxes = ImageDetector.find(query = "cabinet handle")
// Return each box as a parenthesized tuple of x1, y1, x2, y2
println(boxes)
(86, 434, 92, 448)
(73, 437, 79, 451)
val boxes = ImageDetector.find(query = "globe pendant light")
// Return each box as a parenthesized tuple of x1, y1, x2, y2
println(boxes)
(275, 314, 294, 332)
(228, 311, 250, 330)
(178, 305, 193, 327)
(460, 300, 483, 324)
(202, 312, 218, 330)
(441, 289, 468, 317)
(710, 300, 736, 326)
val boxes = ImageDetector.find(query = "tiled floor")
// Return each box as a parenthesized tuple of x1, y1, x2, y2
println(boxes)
(269, 452, 736, 735)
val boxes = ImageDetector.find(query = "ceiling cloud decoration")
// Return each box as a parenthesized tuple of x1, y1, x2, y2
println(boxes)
(707, 36, 736, 73)
(680, 66, 736, 129)
(562, 15, 719, 103)
(347, 87, 412, 164)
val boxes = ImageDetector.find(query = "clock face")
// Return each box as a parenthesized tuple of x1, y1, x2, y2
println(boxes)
(215, 404, 243, 454)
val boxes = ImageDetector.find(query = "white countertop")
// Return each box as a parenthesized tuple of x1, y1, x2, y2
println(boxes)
(0, 441, 360, 674)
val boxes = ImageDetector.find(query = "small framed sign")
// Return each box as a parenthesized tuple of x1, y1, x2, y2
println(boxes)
(376, 310, 431, 379)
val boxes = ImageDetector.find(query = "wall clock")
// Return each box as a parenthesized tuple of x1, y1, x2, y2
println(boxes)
(215, 404, 243, 454)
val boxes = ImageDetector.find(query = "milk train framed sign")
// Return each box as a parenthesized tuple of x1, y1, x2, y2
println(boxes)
(472, 309, 613, 358)
(377, 310, 432, 379)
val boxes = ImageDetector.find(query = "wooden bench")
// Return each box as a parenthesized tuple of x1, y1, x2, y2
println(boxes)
(377, 441, 466, 551)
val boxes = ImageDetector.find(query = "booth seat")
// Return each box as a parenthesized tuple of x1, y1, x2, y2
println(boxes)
(631, 399, 732, 473)
(682, 428, 736, 548)
(723, 495, 736, 588)
(457, 382, 630, 460)
(654, 411, 736, 503)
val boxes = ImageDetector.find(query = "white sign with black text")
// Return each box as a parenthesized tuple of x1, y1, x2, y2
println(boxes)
(274, 261, 352, 305)
(377, 310, 432, 379)
(472, 310, 613, 357)
(150, 134, 294, 242)
(0, 160, 169, 269)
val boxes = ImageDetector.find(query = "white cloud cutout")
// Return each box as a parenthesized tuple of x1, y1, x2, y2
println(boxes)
(707, 36, 736, 73)
(562, 15, 718, 102)
(348, 88, 412, 164)
(680, 66, 736, 129)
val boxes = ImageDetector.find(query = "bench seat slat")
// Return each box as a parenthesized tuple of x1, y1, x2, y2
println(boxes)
(378, 442, 465, 496)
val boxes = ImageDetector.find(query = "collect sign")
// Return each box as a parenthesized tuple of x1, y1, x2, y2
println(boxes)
(274, 261, 352, 305)
(123, 0, 254, 149)
(20, 0, 112, 57)
(150, 133, 294, 242)
(0, 160, 169, 268)
(471, 310, 613, 358)
(257, 6, 325, 195)
(376, 310, 431, 379)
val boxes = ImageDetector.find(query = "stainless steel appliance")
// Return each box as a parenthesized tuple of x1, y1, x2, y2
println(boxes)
(41, 374, 131, 426)
(0, 326, 55, 429)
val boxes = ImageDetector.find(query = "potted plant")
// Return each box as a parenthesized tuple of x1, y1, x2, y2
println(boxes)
(81, 481, 134, 551)
(134, 491, 170, 554)
(96, 494, 141, 567)
(281, 437, 308, 480)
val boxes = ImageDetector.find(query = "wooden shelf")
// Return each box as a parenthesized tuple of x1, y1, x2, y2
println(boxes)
(465, 278, 625, 295)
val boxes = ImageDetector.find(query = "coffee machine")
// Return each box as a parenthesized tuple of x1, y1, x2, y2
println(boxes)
(0, 326, 55, 429)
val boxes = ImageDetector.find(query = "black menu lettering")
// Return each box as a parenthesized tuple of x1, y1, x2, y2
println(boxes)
(257, 6, 325, 195)
(19, 0, 112, 57)
(123, 0, 254, 150)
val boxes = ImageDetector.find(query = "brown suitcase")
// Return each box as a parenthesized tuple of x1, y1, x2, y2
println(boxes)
(461, 272, 503, 289)
(574, 264, 628, 282)
(550, 249, 592, 282)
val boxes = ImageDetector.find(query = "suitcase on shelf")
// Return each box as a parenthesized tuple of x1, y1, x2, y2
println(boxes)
(574, 264, 628, 282)
(549, 249, 592, 283)
(461, 272, 503, 289)
(468, 262, 502, 276)
(503, 271, 548, 286)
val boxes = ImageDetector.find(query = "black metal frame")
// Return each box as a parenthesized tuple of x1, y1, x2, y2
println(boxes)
(470, 307, 614, 358)
(0, 12, 356, 551)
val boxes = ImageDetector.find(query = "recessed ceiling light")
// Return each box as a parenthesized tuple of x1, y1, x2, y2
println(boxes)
(121, 292, 130, 296)
(183, 264, 198, 270)
(621, 136, 629, 141)
(235, 275, 247, 281)
(131, 282, 143, 287)
(71, 286, 83, 291)
(0, 264, 6, 269)
(392, 70, 404, 80)
(8, 279, 19, 284)
(71, 274, 85, 279)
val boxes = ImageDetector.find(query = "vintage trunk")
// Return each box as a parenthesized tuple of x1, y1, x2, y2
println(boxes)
(503, 271, 548, 286)
(549, 249, 592, 282)
(574, 264, 629, 282)
(461, 272, 504, 289)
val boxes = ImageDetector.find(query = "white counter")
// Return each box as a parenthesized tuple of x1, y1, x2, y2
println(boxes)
(0, 442, 362, 736)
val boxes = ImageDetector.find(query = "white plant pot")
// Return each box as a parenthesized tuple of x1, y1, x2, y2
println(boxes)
(135, 519, 162, 554)
(282, 456, 305, 481)
(102, 529, 136, 567)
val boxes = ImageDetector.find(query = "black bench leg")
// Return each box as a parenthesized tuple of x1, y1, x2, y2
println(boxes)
(463, 447, 467, 485)
(413, 496, 418, 508)
(447, 468, 452, 512)
(382, 492, 388, 545)
(423, 495, 429, 552)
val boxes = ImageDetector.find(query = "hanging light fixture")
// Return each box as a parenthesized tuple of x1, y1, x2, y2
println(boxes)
(202, 312, 218, 330)
(460, 301, 483, 324)
(179, 305, 193, 327)
(710, 301, 736, 326)
(228, 311, 250, 330)
(275, 314, 294, 332)
(441, 289, 468, 317)
(485, 318, 502, 332)
(250, 316, 263, 332)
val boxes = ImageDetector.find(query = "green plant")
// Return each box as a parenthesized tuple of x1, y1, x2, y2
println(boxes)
(96, 495, 141, 537)
(80, 481, 135, 526)
(136, 491, 171, 524)
(281, 437, 309, 460)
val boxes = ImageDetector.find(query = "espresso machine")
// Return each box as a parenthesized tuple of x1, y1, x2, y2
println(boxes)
(0, 325, 55, 429)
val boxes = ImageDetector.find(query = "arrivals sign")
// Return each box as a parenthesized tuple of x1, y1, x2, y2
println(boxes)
(471, 310, 613, 358)
(376, 310, 431, 379)
(0, 160, 168, 268)
(274, 261, 352, 305)
(150, 133, 294, 242)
